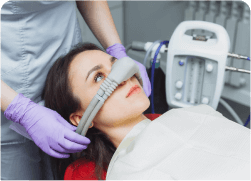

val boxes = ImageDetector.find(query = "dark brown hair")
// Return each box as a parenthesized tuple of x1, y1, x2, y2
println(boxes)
(41, 42, 116, 180)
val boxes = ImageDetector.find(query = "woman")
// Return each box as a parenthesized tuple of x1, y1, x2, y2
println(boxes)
(42, 43, 250, 180)
(42, 42, 150, 179)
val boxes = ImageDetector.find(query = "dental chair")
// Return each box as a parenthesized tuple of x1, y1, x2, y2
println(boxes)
(145, 113, 162, 120)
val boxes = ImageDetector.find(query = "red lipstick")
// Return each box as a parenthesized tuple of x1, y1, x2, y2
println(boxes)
(126, 85, 141, 98)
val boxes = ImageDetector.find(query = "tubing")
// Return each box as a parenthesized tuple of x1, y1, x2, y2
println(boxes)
(143, 40, 162, 67)
(244, 115, 250, 127)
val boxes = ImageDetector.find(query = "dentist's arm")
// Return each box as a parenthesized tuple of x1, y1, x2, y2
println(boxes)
(76, 1, 151, 97)
(1, 80, 90, 158)
(76, 0, 122, 49)
(1, 80, 18, 111)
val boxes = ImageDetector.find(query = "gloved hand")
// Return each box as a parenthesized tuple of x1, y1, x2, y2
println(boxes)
(4, 93, 91, 158)
(106, 43, 151, 97)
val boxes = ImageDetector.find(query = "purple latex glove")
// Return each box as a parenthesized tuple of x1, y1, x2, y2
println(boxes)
(106, 43, 151, 97)
(4, 94, 91, 158)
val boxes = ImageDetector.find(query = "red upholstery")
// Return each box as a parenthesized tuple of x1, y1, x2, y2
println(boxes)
(64, 114, 162, 180)
(144, 113, 162, 120)
(64, 158, 106, 180)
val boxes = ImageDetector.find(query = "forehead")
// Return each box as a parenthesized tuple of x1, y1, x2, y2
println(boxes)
(70, 50, 105, 69)
(69, 50, 111, 75)
(72, 50, 109, 68)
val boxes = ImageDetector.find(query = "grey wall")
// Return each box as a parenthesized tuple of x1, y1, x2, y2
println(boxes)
(76, 1, 124, 49)
(124, 1, 188, 71)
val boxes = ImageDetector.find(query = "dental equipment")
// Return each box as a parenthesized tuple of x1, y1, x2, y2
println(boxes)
(165, 21, 230, 110)
(126, 20, 251, 126)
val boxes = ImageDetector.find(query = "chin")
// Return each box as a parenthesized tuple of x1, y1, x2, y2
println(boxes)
(133, 97, 150, 115)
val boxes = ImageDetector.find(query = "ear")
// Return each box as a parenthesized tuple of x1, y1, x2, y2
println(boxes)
(69, 112, 95, 128)
(69, 112, 83, 127)
(89, 122, 94, 128)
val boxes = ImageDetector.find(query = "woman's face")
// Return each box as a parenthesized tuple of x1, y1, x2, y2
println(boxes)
(68, 50, 150, 131)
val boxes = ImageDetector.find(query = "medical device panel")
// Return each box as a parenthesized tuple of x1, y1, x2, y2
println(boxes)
(166, 21, 230, 109)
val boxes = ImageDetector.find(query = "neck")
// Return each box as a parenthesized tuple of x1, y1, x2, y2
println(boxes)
(103, 114, 147, 148)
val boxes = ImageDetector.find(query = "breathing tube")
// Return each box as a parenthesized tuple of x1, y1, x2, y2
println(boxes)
(150, 40, 169, 114)
(144, 40, 169, 120)
(244, 112, 251, 127)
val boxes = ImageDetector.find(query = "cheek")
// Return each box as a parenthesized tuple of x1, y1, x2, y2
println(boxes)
(94, 96, 126, 125)
(94, 91, 150, 126)
(92, 85, 125, 120)
(80, 84, 100, 109)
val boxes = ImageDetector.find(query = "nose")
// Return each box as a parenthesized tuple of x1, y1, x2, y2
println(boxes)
(119, 77, 132, 86)
(119, 80, 126, 86)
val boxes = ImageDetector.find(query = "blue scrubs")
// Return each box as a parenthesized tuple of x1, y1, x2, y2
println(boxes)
(1, 1, 82, 179)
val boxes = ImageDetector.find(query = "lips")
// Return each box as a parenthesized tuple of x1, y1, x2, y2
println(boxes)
(126, 85, 141, 98)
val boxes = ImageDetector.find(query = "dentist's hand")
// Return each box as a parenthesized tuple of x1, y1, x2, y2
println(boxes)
(106, 43, 151, 97)
(4, 93, 90, 158)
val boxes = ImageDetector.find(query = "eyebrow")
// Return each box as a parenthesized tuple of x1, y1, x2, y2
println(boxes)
(86, 56, 117, 80)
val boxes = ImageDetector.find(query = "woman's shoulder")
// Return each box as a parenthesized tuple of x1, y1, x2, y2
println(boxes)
(64, 157, 106, 180)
